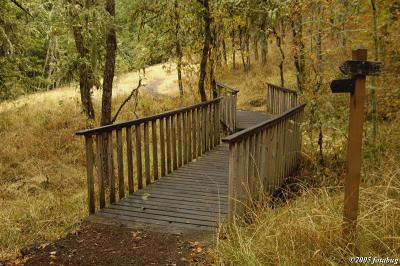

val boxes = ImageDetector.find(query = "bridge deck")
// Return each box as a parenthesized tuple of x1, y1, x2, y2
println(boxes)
(93, 145, 229, 232)
(90, 111, 271, 232)
(236, 111, 271, 130)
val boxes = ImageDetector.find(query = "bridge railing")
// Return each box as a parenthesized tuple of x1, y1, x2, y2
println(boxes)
(76, 98, 222, 214)
(266, 83, 299, 115)
(222, 103, 305, 222)
(216, 81, 238, 134)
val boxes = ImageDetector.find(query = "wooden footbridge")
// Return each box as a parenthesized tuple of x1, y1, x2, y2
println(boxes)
(76, 83, 305, 232)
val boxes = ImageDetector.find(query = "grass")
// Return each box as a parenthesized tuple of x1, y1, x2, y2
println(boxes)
(210, 63, 400, 265)
(0, 72, 198, 260)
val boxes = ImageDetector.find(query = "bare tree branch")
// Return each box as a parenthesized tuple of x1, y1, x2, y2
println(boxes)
(9, 0, 32, 17)
(111, 79, 143, 123)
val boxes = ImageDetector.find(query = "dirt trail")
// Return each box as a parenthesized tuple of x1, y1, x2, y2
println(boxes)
(0, 63, 179, 113)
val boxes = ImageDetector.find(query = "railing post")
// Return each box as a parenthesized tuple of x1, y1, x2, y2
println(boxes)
(84, 135, 95, 214)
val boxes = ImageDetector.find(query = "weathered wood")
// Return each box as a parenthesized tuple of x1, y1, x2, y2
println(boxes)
(166, 116, 172, 173)
(135, 124, 143, 189)
(192, 109, 197, 159)
(96, 134, 105, 209)
(85, 135, 95, 214)
(188, 110, 193, 162)
(228, 143, 238, 223)
(177, 113, 183, 167)
(339, 60, 383, 76)
(144, 122, 151, 185)
(152, 120, 159, 181)
(159, 118, 166, 176)
(116, 129, 125, 199)
(76, 98, 222, 136)
(107, 132, 115, 204)
(171, 115, 177, 170)
(183, 112, 188, 164)
(126, 126, 134, 194)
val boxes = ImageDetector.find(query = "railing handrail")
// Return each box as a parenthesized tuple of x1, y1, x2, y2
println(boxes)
(266, 83, 298, 95)
(222, 104, 306, 143)
(216, 81, 239, 95)
(76, 97, 222, 136)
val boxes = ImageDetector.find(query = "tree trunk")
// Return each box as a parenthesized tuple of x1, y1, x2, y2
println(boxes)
(72, 26, 95, 121)
(222, 38, 227, 64)
(100, 0, 117, 187)
(197, 0, 211, 102)
(291, 10, 305, 92)
(254, 32, 259, 62)
(274, 27, 285, 87)
(101, 0, 117, 127)
(174, 0, 184, 96)
(245, 27, 251, 70)
(209, 28, 217, 98)
(260, 22, 268, 66)
(231, 30, 236, 69)
(239, 26, 247, 71)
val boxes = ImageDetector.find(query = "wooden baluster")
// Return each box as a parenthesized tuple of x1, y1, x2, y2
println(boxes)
(248, 135, 255, 182)
(172, 114, 178, 170)
(202, 106, 207, 153)
(116, 129, 125, 199)
(96, 134, 105, 209)
(197, 107, 202, 157)
(216, 101, 220, 145)
(177, 113, 183, 167)
(192, 109, 197, 160)
(135, 124, 143, 189)
(166, 116, 172, 173)
(107, 132, 115, 204)
(265, 128, 273, 191)
(159, 118, 166, 177)
(253, 133, 261, 195)
(152, 120, 159, 181)
(209, 104, 214, 149)
(85, 135, 95, 214)
(188, 110, 193, 162)
(228, 142, 239, 223)
(244, 137, 250, 187)
(260, 130, 267, 188)
(183, 112, 188, 164)
(144, 122, 150, 185)
(126, 126, 134, 194)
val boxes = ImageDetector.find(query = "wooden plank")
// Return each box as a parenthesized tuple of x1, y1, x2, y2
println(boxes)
(116, 129, 125, 199)
(192, 109, 197, 159)
(96, 134, 105, 209)
(166, 116, 172, 173)
(126, 126, 134, 194)
(228, 143, 238, 223)
(177, 113, 183, 167)
(183, 111, 188, 164)
(171, 115, 178, 170)
(107, 132, 115, 204)
(135, 124, 143, 189)
(202, 106, 207, 152)
(120, 198, 227, 214)
(144, 122, 151, 185)
(159, 118, 166, 177)
(188, 110, 192, 162)
(209, 104, 214, 149)
(198, 107, 203, 157)
(152, 120, 159, 180)
(85, 135, 95, 214)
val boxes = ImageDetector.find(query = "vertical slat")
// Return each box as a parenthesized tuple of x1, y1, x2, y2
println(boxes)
(166, 116, 172, 173)
(107, 132, 115, 204)
(216, 101, 220, 144)
(85, 135, 95, 214)
(144, 122, 150, 185)
(159, 118, 166, 176)
(177, 113, 183, 167)
(183, 112, 188, 164)
(126, 126, 134, 194)
(197, 107, 202, 157)
(172, 114, 178, 170)
(188, 110, 193, 162)
(228, 143, 238, 223)
(135, 124, 143, 189)
(192, 109, 197, 159)
(96, 134, 105, 209)
(152, 120, 159, 181)
(116, 129, 125, 199)
(202, 106, 207, 153)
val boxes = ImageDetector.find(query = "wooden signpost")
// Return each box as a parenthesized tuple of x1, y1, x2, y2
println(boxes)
(330, 47, 383, 246)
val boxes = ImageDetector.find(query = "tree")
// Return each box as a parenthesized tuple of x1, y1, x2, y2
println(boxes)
(197, 0, 211, 102)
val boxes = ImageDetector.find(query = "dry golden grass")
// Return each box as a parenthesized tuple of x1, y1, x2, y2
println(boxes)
(211, 60, 400, 265)
(0, 64, 198, 260)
